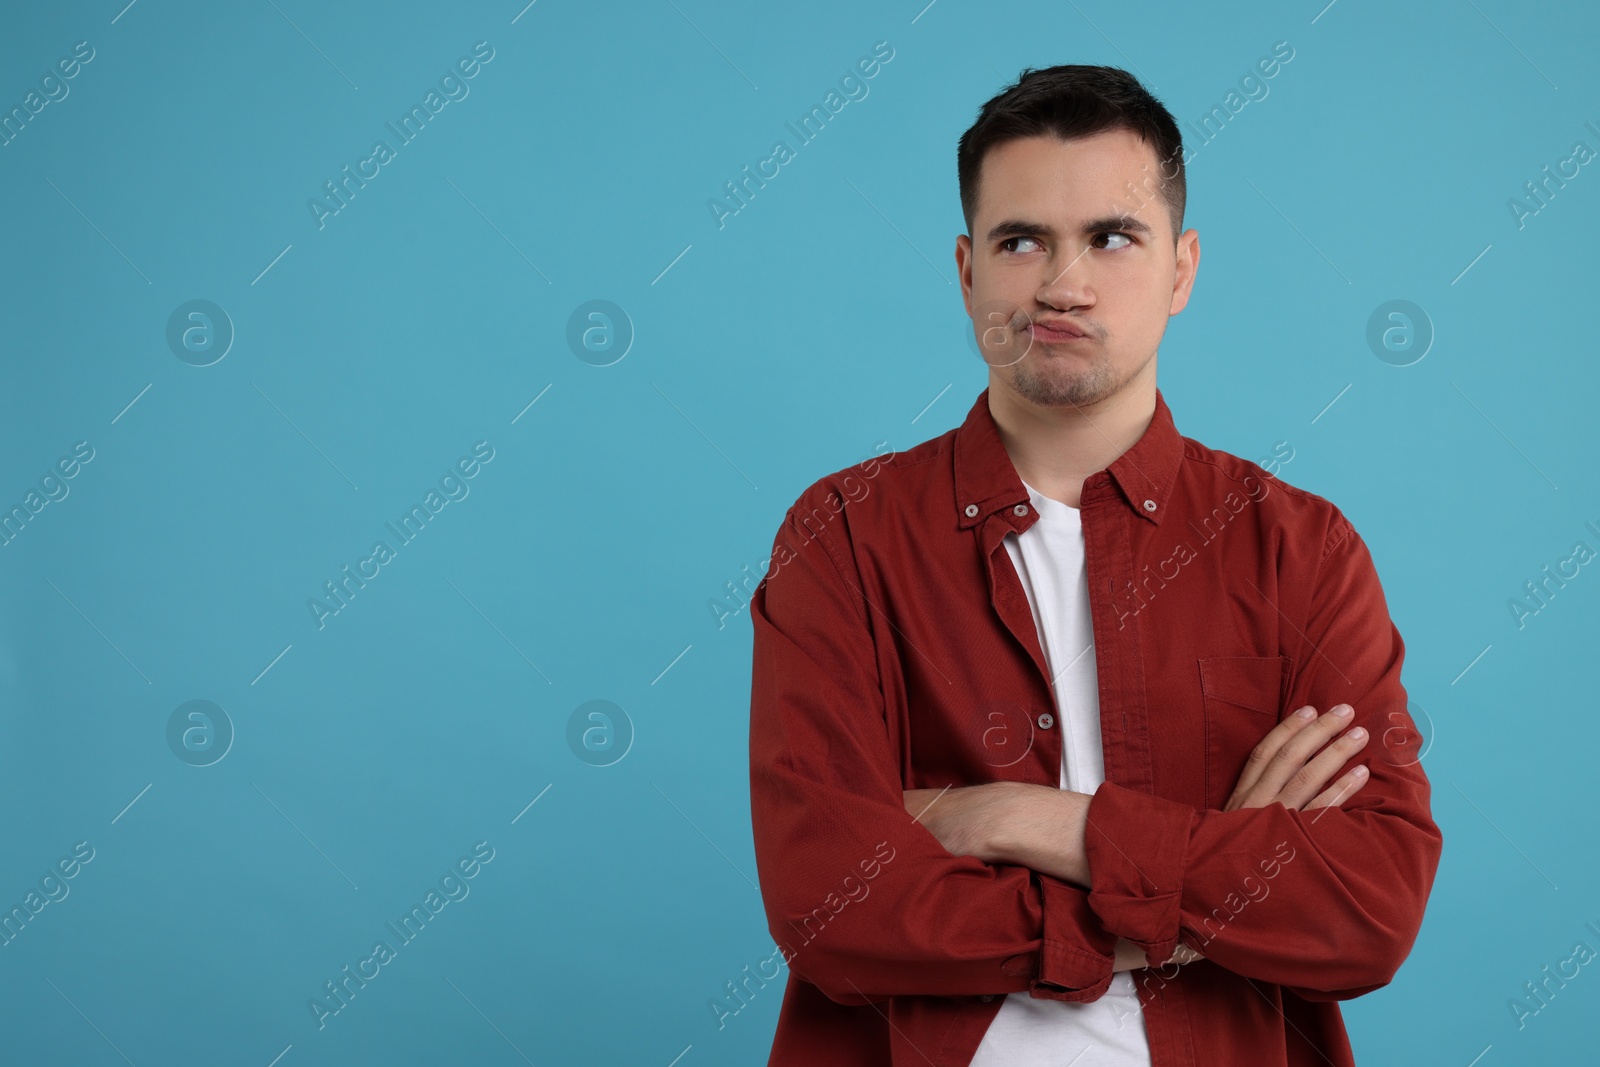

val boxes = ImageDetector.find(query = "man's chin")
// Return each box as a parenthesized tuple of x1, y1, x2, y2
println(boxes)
(1008, 366, 1115, 409)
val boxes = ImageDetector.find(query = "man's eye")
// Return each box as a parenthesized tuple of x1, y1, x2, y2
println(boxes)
(1096, 231, 1134, 250)
(1000, 236, 1042, 254)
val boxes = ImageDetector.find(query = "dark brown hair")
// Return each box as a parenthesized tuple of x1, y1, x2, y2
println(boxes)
(958, 65, 1186, 242)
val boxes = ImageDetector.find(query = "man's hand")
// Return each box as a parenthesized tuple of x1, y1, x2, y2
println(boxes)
(1226, 703, 1371, 812)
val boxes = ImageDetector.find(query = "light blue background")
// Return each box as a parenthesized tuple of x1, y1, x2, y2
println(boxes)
(2, 1, 1596, 1064)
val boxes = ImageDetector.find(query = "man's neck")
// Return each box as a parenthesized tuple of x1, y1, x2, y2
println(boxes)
(987, 374, 1157, 509)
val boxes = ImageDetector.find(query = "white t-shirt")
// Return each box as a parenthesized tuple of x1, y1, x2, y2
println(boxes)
(970, 478, 1153, 1066)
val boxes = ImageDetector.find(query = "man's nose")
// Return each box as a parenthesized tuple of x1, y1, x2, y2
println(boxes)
(1037, 246, 1095, 308)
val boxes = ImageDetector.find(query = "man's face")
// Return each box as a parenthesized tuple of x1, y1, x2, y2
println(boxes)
(956, 129, 1199, 411)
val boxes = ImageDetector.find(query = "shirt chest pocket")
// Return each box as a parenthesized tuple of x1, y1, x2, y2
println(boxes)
(1199, 655, 1289, 810)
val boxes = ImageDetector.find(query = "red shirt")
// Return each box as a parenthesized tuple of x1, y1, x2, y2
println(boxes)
(748, 386, 1442, 1066)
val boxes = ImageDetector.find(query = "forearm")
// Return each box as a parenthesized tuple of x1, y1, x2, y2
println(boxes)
(989, 783, 1094, 887)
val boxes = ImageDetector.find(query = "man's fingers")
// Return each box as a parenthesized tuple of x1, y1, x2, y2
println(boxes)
(1230, 705, 1320, 802)
(1247, 704, 1359, 803)
(1229, 704, 1341, 807)
(1278, 724, 1370, 808)
(1305, 764, 1370, 810)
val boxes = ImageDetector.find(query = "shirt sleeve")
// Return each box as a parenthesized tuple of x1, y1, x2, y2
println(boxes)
(749, 501, 1121, 1006)
(1077, 509, 1443, 997)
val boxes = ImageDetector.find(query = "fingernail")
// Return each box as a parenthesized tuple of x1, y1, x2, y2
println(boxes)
(1352, 765, 1368, 777)
(1333, 705, 1352, 717)
(1297, 706, 1316, 719)
(1347, 727, 1365, 739)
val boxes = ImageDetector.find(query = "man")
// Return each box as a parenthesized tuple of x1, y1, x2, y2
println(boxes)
(747, 65, 1441, 1066)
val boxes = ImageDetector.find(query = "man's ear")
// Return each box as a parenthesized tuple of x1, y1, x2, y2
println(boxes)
(1169, 229, 1200, 316)
(955, 233, 974, 310)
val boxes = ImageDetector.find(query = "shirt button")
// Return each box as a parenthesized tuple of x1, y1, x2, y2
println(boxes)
(979, 994, 996, 1002)
(1013, 503, 1029, 516)
(1143, 499, 1157, 512)
(1037, 712, 1054, 729)
(964, 504, 980, 517)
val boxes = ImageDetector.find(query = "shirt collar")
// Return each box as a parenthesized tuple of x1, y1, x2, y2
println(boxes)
(953, 386, 1184, 529)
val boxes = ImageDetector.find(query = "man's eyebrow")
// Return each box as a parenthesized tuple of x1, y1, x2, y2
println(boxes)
(983, 214, 1155, 243)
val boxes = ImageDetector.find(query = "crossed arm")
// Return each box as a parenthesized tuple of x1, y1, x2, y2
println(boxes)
(750, 503, 1442, 1005)
(899, 692, 1378, 974)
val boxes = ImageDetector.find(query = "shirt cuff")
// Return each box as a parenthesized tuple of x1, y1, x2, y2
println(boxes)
(1082, 780, 1196, 969)
(1025, 874, 1117, 1002)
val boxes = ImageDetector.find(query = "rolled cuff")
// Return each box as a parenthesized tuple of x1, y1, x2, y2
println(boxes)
(1082, 780, 1196, 969)
(1026, 873, 1117, 1002)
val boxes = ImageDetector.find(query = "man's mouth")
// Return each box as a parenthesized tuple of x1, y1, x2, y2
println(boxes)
(1028, 319, 1090, 343)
